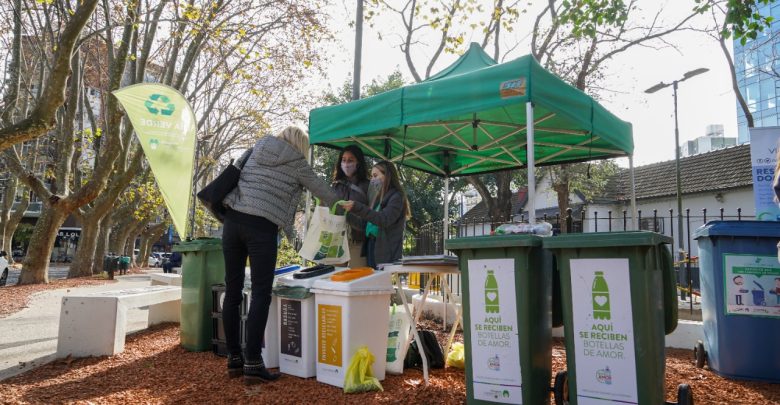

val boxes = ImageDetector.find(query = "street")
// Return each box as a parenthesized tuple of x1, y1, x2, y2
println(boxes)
(2, 266, 72, 287)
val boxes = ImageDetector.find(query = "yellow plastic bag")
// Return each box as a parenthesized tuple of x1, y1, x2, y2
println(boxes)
(343, 346, 384, 393)
(446, 342, 465, 369)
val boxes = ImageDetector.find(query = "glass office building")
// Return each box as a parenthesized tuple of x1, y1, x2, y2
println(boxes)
(733, 3, 780, 144)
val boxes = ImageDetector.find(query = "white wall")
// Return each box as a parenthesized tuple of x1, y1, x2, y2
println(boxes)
(532, 173, 585, 211)
(630, 187, 754, 256)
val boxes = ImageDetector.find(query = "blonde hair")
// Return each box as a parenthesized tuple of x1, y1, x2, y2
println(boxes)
(276, 126, 310, 159)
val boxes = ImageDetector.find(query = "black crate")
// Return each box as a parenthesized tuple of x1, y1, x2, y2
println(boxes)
(212, 284, 226, 313)
(211, 284, 249, 315)
(211, 321, 245, 357)
(212, 313, 247, 345)
(212, 314, 227, 341)
(212, 339, 229, 357)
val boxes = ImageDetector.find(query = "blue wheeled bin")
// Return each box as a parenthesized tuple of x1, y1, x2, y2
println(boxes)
(693, 220, 780, 382)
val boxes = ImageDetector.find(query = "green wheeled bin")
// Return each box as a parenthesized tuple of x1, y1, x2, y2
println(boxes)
(445, 234, 552, 405)
(174, 238, 225, 351)
(543, 232, 690, 405)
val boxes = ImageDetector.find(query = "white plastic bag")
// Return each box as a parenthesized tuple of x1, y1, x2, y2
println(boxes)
(385, 304, 410, 375)
(298, 203, 350, 265)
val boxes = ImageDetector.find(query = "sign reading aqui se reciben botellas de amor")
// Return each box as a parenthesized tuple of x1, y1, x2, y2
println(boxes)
(467, 258, 522, 404)
(570, 259, 638, 404)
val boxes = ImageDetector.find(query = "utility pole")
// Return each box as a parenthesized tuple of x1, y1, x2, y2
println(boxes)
(352, 0, 363, 101)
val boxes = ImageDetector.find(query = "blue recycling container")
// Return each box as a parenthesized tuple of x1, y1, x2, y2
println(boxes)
(693, 221, 780, 382)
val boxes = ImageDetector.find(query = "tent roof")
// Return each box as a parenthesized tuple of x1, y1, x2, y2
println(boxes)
(309, 43, 633, 177)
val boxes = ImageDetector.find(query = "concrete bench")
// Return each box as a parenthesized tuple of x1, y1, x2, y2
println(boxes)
(150, 273, 182, 286)
(57, 285, 181, 357)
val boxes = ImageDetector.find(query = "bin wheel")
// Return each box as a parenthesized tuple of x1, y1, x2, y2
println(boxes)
(694, 340, 706, 369)
(677, 384, 694, 405)
(553, 370, 569, 405)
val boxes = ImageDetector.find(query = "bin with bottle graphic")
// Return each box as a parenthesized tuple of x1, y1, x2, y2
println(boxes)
(445, 234, 551, 405)
(543, 232, 689, 405)
(693, 221, 780, 382)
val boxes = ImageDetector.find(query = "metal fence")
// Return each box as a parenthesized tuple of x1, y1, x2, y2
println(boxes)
(404, 207, 754, 301)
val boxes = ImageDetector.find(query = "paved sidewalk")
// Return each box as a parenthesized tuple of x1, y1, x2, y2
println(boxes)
(0, 271, 163, 381)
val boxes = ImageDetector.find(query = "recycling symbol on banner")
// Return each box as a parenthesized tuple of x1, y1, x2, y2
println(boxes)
(144, 93, 175, 116)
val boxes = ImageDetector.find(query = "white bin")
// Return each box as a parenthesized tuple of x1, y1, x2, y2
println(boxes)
(245, 265, 299, 368)
(274, 269, 339, 378)
(311, 269, 393, 388)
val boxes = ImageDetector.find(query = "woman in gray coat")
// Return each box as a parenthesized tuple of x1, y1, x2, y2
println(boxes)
(341, 160, 410, 268)
(221, 126, 337, 384)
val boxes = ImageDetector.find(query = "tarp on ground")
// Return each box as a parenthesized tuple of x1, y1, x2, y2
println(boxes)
(309, 43, 632, 177)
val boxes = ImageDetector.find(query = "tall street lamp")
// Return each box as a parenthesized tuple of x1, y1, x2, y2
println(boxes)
(644, 67, 709, 266)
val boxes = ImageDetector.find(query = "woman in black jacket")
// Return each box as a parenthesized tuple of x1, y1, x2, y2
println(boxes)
(330, 145, 370, 266)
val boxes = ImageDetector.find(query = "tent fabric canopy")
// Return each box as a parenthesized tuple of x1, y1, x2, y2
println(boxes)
(309, 43, 633, 177)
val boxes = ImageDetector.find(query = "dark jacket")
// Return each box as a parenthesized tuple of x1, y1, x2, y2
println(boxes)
(352, 188, 406, 266)
(170, 252, 182, 267)
(331, 178, 370, 243)
(224, 136, 338, 238)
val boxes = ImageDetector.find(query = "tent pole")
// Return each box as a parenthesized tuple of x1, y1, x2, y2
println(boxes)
(304, 146, 314, 236)
(526, 102, 536, 224)
(443, 177, 450, 245)
(629, 154, 638, 231)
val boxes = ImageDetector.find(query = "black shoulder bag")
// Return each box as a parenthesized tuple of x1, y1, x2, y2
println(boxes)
(196, 148, 252, 223)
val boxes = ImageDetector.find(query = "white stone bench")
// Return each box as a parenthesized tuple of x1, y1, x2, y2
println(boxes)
(57, 285, 181, 357)
(150, 273, 182, 286)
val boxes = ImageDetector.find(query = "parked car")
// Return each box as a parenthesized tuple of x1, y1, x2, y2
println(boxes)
(0, 251, 9, 287)
(148, 255, 161, 267)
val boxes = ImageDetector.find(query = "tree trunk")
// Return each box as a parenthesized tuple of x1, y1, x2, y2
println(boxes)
(68, 214, 101, 277)
(138, 232, 151, 268)
(3, 193, 29, 261)
(92, 219, 112, 274)
(552, 166, 572, 233)
(139, 222, 167, 268)
(18, 207, 67, 284)
(0, 177, 19, 252)
(110, 217, 138, 255)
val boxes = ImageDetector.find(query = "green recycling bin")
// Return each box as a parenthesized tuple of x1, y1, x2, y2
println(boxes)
(174, 238, 225, 351)
(543, 232, 688, 405)
(445, 234, 551, 405)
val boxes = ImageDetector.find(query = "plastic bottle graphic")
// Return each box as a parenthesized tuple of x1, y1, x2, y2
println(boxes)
(485, 269, 500, 313)
(592, 271, 611, 320)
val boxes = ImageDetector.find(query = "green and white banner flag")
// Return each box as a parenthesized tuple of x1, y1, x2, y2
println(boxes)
(113, 83, 196, 237)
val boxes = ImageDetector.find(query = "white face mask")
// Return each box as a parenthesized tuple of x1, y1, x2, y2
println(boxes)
(368, 178, 383, 204)
(341, 162, 357, 177)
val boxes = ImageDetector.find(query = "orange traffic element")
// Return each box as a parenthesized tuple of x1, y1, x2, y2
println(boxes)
(330, 267, 374, 282)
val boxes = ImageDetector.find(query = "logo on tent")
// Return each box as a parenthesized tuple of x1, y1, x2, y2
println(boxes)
(500, 77, 526, 98)
(144, 94, 175, 116)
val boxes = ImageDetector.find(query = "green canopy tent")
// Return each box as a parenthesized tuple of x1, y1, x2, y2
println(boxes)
(309, 42, 637, 229)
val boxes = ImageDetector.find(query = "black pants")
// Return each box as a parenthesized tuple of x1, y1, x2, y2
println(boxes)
(366, 237, 377, 269)
(221, 214, 278, 362)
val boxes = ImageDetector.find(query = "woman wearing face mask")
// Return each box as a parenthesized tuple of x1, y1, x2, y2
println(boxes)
(340, 160, 411, 269)
(330, 145, 370, 266)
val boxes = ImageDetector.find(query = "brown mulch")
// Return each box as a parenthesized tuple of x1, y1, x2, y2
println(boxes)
(1, 295, 778, 403)
(0, 323, 467, 404)
(1, 321, 777, 404)
(664, 348, 780, 404)
(0, 266, 148, 319)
